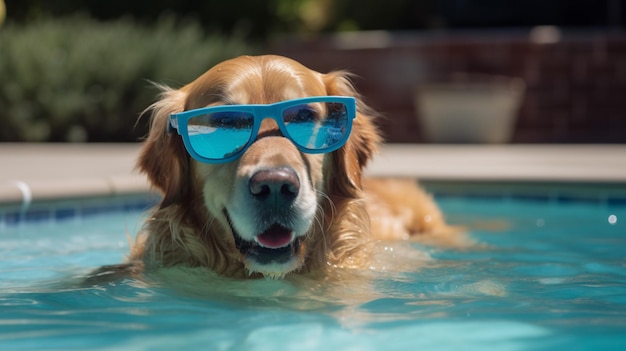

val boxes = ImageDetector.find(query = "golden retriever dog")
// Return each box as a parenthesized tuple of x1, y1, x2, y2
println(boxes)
(113, 55, 461, 281)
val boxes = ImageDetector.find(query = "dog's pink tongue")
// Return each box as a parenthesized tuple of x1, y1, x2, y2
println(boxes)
(256, 225, 294, 249)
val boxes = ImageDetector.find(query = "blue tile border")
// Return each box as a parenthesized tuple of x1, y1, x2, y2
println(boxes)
(1, 181, 625, 228)
(608, 197, 626, 207)
(54, 207, 77, 221)
(423, 180, 626, 207)
(508, 193, 554, 203)
(0, 193, 161, 228)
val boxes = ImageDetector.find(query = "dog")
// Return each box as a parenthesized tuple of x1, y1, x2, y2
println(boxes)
(107, 55, 461, 281)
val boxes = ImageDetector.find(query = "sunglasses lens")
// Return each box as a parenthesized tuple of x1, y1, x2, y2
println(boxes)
(283, 102, 350, 151)
(187, 111, 254, 160)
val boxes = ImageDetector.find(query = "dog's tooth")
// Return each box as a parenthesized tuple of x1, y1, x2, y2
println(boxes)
(263, 272, 285, 280)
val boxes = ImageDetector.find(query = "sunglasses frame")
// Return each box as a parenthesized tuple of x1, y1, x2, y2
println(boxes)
(168, 96, 357, 164)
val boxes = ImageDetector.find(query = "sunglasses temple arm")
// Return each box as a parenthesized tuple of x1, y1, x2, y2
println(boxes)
(167, 116, 178, 134)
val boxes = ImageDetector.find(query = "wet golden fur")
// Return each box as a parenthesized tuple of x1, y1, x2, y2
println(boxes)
(125, 55, 462, 280)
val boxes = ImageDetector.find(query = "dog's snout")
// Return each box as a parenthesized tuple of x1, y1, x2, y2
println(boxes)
(249, 167, 300, 204)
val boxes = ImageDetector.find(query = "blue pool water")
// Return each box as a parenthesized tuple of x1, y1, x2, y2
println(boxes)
(0, 195, 625, 350)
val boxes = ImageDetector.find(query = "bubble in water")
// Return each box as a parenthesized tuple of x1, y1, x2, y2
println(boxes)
(608, 214, 617, 225)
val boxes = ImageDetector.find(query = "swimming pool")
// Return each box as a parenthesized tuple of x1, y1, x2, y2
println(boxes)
(0, 189, 624, 351)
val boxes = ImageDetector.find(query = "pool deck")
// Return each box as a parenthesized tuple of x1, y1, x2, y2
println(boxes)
(1, 143, 625, 205)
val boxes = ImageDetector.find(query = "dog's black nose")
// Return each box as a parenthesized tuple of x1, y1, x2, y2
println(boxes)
(249, 167, 300, 205)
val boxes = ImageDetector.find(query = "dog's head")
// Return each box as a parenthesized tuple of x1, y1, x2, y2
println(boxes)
(138, 55, 380, 278)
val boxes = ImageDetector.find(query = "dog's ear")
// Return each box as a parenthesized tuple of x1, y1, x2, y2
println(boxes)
(137, 85, 189, 209)
(323, 72, 381, 198)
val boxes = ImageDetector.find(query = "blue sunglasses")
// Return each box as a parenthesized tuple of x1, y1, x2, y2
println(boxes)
(168, 96, 357, 164)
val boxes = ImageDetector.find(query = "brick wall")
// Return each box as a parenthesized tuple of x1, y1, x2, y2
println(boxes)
(272, 30, 626, 143)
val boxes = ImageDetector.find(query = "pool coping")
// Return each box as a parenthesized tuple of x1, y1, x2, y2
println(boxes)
(1, 143, 625, 208)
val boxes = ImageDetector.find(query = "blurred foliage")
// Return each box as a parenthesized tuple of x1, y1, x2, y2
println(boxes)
(3, 0, 435, 40)
(3, 0, 619, 39)
(0, 15, 252, 142)
(6, 0, 308, 40)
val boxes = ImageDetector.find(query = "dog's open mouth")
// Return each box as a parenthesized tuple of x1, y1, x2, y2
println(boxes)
(226, 212, 302, 266)
(235, 224, 302, 264)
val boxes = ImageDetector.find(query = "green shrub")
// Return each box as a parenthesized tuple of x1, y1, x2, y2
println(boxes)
(0, 15, 253, 142)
